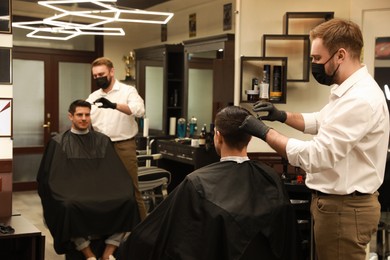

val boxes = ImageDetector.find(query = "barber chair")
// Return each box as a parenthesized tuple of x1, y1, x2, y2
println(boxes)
(137, 138, 171, 213)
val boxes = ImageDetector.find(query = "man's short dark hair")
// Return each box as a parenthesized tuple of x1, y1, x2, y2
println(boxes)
(68, 99, 91, 114)
(215, 106, 252, 150)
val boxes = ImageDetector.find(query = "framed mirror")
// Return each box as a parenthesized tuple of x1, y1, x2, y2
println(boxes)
(183, 34, 235, 132)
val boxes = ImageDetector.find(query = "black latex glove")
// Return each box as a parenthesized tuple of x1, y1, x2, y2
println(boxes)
(239, 115, 271, 141)
(253, 101, 287, 123)
(94, 97, 117, 109)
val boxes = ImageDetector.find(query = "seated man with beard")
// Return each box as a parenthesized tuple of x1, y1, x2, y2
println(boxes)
(37, 99, 140, 260)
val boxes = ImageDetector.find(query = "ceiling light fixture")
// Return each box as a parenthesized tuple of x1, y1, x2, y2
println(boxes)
(12, 0, 174, 40)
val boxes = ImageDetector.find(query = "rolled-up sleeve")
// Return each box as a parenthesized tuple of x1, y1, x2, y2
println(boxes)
(127, 87, 145, 118)
(302, 112, 319, 134)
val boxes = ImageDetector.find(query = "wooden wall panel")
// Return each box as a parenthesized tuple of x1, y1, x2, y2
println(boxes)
(0, 159, 13, 218)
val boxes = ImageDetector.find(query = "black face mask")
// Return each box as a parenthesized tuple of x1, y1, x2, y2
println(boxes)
(311, 51, 340, 86)
(95, 76, 111, 89)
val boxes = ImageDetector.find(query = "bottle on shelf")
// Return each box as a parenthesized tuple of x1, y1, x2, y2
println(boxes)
(259, 65, 270, 101)
(199, 124, 207, 145)
(189, 116, 198, 138)
(173, 89, 179, 107)
(270, 65, 283, 102)
(252, 78, 259, 91)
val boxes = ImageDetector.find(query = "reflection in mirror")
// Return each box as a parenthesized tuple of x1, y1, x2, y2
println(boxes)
(145, 66, 163, 131)
(188, 68, 213, 127)
(184, 34, 235, 132)
(187, 51, 219, 130)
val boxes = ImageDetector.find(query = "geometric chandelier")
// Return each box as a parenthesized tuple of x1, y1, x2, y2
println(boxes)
(12, 0, 174, 40)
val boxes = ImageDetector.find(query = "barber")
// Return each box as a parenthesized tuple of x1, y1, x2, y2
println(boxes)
(86, 57, 147, 220)
(240, 18, 389, 260)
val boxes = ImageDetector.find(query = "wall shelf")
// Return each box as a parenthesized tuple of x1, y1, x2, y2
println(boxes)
(262, 34, 310, 82)
(240, 56, 287, 104)
(283, 12, 334, 34)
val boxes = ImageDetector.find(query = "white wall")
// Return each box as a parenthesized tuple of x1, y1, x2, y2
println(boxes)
(0, 34, 13, 159)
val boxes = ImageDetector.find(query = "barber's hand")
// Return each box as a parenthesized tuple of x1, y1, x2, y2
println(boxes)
(239, 115, 271, 141)
(253, 101, 287, 123)
(94, 97, 117, 109)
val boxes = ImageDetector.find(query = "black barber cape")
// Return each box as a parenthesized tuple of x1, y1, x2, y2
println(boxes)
(37, 130, 140, 254)
(121, 160, 301, 260)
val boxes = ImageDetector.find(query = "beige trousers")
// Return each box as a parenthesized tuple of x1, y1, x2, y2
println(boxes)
(311, 192, 380, 260)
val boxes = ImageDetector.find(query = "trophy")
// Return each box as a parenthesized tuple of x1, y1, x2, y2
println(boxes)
(122, 51, 135, 80)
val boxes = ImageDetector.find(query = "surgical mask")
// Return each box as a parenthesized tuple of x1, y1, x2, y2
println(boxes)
(311, 51, 340, 86)
(95, 76, 111, 89)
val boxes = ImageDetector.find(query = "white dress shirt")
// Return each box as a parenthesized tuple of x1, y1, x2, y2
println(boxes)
(286, 65, 390, 194)
(86, 79, 145, 142)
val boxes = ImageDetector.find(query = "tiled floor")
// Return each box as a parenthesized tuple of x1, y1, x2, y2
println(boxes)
(12, 190, 388, 260)
(12, 190, 65, 260)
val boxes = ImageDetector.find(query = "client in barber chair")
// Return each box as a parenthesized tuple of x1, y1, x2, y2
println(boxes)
(37, 99, 140, 260)
(120, 105, 301, 260)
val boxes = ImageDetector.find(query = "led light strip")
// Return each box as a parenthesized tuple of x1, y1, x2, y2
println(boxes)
(13, 0, 174, 40)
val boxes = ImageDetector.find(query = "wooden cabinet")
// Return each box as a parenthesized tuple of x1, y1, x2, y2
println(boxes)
(156, 139, 220, 192)
(0, 215, 45, 260)
(135, 44, 184, 136)
(284, 183, 315, 260)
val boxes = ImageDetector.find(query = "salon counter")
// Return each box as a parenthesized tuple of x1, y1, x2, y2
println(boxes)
(155, 139, 220, 192)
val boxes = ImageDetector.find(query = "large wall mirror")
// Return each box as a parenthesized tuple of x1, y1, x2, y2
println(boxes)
(145, 65, 164, 131)
(187, 52, 215, 128)
(135, 56, 164, 135)
(183, 34, 235, 131)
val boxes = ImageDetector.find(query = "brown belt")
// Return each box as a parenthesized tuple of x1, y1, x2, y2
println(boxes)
(313, 190, 370, 197)
(111, 137, 134, 144)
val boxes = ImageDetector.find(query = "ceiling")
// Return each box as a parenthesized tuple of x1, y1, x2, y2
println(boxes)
(12, 0, 173, 23)
(18, 0, 171, 10)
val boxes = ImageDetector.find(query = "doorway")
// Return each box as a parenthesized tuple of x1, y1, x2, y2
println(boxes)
(12, 47, 100, 189)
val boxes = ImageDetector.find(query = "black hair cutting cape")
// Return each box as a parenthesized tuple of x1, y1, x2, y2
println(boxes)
(37, 130, 140, 254)
(120, 160, 302, 260)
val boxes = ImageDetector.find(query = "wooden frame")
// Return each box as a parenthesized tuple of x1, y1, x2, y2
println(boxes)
(0, 47, 12, 84)
(0, 0, 11, 33)
(223, 3, 232, 31)
(0, 98, 12, 137)
(262, 34, 310, 82)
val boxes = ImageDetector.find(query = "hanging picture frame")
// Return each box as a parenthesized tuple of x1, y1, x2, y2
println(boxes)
(0, 47, 12, 84)
(0, 98, 12, 137)
(223, 3, 232, 31)
(0, 0, 11, 34)
(189, 13, 196, 38)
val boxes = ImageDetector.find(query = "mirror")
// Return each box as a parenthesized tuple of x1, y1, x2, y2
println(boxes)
(187, 52, 216, 129)
(145, 66, 164, 131)
(135, 58, 164, 135)
(184, 34, 235, 133)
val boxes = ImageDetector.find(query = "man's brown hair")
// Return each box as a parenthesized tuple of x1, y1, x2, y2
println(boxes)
(91, 57, 114, 69)
(310, 18, 363, 60)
